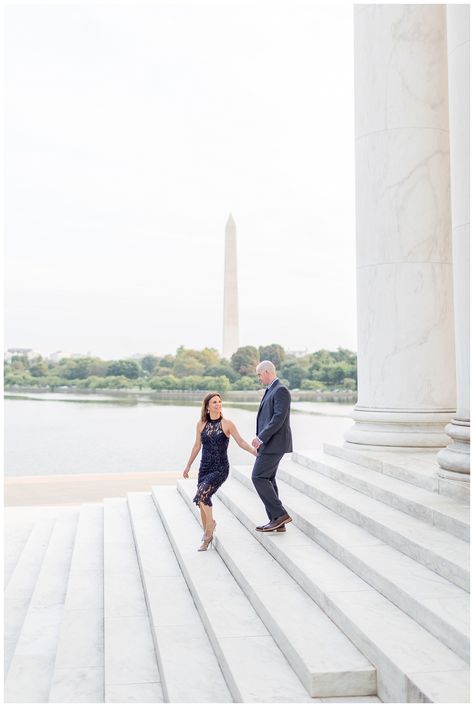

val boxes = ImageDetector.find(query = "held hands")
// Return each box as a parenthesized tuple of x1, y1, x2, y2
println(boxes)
(251, 437, 262, 450)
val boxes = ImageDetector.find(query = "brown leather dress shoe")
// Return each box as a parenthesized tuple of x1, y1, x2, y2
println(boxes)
(261, 513, 292, 532)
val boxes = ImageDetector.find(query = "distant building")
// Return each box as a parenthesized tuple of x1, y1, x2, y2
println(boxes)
(4, 348, 42, 362)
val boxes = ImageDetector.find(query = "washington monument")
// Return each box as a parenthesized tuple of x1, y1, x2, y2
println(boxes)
(222, 213, 239, 360)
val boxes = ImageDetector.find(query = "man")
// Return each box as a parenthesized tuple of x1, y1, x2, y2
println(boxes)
(251, 360, 293, 532)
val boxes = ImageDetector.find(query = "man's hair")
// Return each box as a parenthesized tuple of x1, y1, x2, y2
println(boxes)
(256, 360, 276, 375)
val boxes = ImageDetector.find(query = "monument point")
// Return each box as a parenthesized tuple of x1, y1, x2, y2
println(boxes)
(222, 213, 239, 360)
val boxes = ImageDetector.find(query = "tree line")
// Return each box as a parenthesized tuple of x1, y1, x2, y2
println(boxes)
(4, 344, 357, 392)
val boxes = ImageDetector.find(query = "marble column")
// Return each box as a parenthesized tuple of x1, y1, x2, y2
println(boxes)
(222, 213, 239, 360)
(437, 5, 470, 476)
(345, 5, 456, 450)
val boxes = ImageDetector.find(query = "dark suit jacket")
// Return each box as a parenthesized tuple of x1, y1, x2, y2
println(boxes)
(256, 379, 293, 455)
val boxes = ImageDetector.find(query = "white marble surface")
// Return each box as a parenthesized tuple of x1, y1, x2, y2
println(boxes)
(4, 519, 33, 588)
(351, 4, 457, 449)
(50, 665, 104, 703)
(4, 517, 55, 672)
(355, 130, 452, 267)
(153, 485, 314, 702)
(154, 623, 233, 703)
(105, 681, 164, 703)
(355, 263, 456, 411)
(355, 5, 449, 137)
(438, 4, 470, 476)
(217, 634, 314, 703)
(227, 466, 469, 659)
(128, 491, 233, 703)
(54, 609, 103, 670)
(103, 499, 161, 699)
(407, 667, 470, 703)
(178, 479, 376, 698)
(292, 450, 469, 539)
(5, 512, 78, 702)
(220, 466, 469, 702)
(105, 615, 161, 685)
(447, 5, 470, 229)
(49, 506, 104, 701)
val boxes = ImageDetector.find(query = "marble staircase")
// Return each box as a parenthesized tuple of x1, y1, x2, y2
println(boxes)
(3, 447, 470, 703)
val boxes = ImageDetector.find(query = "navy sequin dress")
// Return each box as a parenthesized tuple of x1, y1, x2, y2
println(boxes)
(193, 416, 230, 507)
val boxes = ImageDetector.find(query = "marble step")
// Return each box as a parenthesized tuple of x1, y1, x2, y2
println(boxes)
(218, 473, 470, 703)
(267, 459, 469, 592)
(49, 504, 105, 703)
(103, 498, 163, 704)
(4, 518, 35, 589)
(232, 464, 469, 663)
(177, 478, 377, 698)
(4, 517, 55, 674)
(152, 485, 316, 703)
(5, 510, 79, 703)
(323, 444, 470, 504)
(292, 450, 469, 540)
(127, 491, 232, 703)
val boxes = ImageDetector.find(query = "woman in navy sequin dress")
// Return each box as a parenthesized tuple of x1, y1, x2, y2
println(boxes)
(183, 392, 256, 551)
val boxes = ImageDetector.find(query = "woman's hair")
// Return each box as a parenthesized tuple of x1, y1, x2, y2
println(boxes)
(200, 392, 222, 422)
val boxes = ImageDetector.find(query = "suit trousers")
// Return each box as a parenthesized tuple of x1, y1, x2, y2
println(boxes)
(251, 452, 287, 521)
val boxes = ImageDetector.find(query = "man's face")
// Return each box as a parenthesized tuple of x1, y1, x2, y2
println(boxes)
(257, 368, 270, 387)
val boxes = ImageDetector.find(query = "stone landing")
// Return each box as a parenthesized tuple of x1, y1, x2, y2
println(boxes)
(4, 447, 470, 702)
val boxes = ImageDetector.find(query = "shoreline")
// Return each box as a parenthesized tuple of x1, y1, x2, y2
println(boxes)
(4, 387, 357, 403)
(4, 470, 189, 506)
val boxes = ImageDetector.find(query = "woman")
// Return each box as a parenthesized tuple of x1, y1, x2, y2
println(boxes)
(183, 391, 256, 551)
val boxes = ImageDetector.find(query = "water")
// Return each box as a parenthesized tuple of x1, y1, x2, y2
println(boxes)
(4, 394, 354, 476)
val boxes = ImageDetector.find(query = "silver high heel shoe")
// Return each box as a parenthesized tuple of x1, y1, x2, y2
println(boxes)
(201, 520, 216, 541)
(197, 533, 213, 551)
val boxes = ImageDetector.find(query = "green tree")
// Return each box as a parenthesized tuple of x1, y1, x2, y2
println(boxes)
(159, 355, 174, 368)
(343, 377, 357, 390)
(150, 375, 181, 390)
(258, 344, 286, 368)
(29, 357, 48, 377)
(300, 379, 325, 390)
(230, 346, 259, 376)
(141, 355, 159, 375)
(279, 362, 308, 389)
(10, 355, 29, 371)
(195, 348, 220, 368)
(173, 355, 205, 377)
(231, 375, 260, 391)
(204, 363, 239, 383)
(107, 360, 141, 379)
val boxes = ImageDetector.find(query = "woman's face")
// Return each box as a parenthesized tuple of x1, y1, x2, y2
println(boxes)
(208, 395, 222, 416)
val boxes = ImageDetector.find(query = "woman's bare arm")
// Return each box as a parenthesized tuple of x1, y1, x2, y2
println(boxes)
(183, 421, 205, 477)
(225, 420, 257, 456)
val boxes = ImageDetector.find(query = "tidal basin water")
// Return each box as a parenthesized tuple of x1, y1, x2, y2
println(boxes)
(4, 394, 354, 477)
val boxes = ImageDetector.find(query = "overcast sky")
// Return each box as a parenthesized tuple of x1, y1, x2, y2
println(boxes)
(5, 0, 357, 360)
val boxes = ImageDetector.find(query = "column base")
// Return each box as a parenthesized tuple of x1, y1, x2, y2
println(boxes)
(437, 418, 470, 476)
(344, 407, 454, 449)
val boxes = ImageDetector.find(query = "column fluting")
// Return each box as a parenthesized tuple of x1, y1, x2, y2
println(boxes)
(346, 5, 456, 449)
(437, 4, 470, 476)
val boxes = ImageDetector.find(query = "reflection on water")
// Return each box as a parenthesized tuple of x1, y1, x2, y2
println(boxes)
(5, 395, 353, 477)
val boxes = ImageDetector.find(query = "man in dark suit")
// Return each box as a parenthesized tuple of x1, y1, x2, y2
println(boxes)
(251, 360, 293, 532)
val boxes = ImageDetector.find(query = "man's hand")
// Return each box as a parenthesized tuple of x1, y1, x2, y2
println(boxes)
(251, 437, 261, 449)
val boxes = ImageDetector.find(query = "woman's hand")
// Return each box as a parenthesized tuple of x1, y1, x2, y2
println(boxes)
(183, 466, 190, 478)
